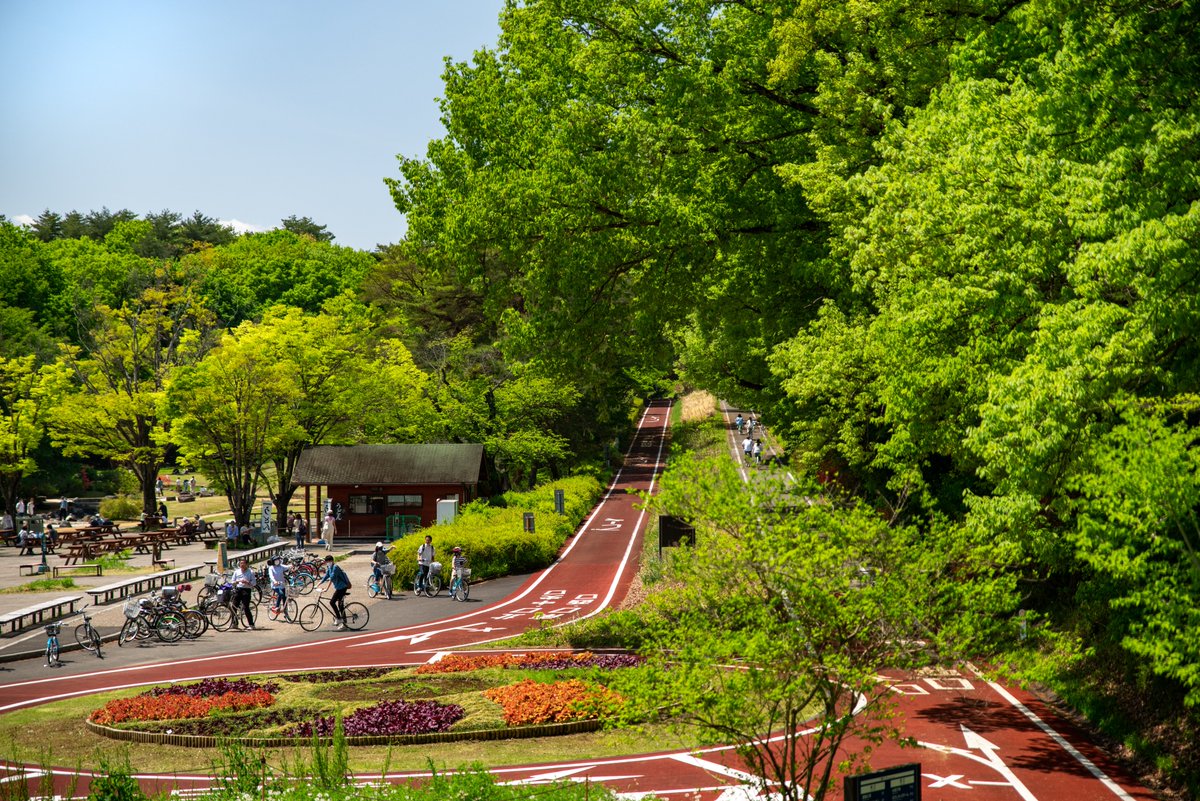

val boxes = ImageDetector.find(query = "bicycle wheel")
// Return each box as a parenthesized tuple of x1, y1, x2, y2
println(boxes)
(209, 603, 234, 632)
(453, 577, 469, 602)
(134, 616, 154, 640)
(195, 585, 214, 605)
(297, 602, 323, 632)
(75, 623, 100, 652)
(155, 612, 185, 643)
(282, 597, 298, 622)
(181, 609, 207, 639)
(251, 585, 264, 604)
(342, 602, 369, 631)
(46, 640, 59, 667)
(290, 573, 315, 595)
(426, 574, 442, 597)
(367, 578, 381, 598)
(118, 619, 139, 647)
(412, 570, 423, 595)
(383, 574, 393, 598)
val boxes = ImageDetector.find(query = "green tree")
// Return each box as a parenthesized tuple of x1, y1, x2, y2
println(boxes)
(625, 456, 990, 800)
(164, 326, 297, 527)
(243, 301, 430, 529)
(279, 214, 334, 242)
(178, 210, 236, 249)
(49, 273, 215, 515)
(0, 357, 68, 516)
(185, 230, 373, 326)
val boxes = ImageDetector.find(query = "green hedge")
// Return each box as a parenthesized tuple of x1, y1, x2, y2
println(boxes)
(100, 495, 141, 521)
(387, 476, 603, 587)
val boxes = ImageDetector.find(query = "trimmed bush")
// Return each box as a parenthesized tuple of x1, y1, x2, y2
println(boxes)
(99, 495, 141, 521)
(388, 476, 603, 585)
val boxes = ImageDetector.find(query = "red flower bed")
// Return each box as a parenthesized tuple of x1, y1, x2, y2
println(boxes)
(90, 689, 275, 725)
(483, 679, 624, 726)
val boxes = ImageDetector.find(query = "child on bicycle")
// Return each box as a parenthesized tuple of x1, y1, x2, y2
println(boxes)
(451, 546, 467, 576)
(371, 541, 394, 599)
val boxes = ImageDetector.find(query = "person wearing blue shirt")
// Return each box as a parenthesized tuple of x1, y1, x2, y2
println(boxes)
(316, 554, 352, 630)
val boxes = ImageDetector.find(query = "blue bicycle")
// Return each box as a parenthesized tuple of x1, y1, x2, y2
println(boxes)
(45, 622, 63, 668)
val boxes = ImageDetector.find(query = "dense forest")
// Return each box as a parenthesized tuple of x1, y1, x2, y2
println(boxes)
(387, 0, 1200, 793)
(4, 0, 1199, 793)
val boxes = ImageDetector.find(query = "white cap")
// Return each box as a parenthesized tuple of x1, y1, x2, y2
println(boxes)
(375, 541, 385, 548)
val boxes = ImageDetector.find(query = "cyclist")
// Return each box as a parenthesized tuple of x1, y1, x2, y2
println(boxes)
(268, 557, 287, 614)
(371, 541, 394, 599)
(415, 534, 435, 593)
(451, 546, 467, 575)
(315, 554, 352, 630)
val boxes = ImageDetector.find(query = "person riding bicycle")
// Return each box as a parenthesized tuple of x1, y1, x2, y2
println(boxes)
(371, 541, 394, 599)
(451, 546, 467, 577)
(415, 534, 435, 593)
(316, 554, 352, 630)
(268, 557, 287, 613)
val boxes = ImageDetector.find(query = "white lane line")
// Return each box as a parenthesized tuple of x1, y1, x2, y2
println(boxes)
(987, 681, 1138, 801)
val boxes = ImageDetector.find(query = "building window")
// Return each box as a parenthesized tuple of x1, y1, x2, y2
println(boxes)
(349, 495, 385, 515)
(388, 494, 422, 508)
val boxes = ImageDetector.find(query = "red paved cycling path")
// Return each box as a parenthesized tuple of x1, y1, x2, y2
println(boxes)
(0, 399, 1161, 800)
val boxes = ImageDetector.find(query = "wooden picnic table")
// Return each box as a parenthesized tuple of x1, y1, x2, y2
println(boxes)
(59, 542, 95, 565)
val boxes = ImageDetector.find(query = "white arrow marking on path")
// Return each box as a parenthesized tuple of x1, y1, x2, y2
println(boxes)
(917, 726, 1038, 801)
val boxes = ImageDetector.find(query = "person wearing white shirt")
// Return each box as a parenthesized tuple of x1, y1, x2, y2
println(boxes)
(231, 559, 257, 629)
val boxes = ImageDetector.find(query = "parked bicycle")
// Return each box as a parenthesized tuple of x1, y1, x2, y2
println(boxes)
(118, 591, 193, 645)
(297, 590, 369, 632)
(74, 606, 103, 658)
(44, 622, 63, 668)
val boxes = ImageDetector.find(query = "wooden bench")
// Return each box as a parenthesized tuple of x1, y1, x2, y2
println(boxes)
(53, 564, 103, 578)
(19, 563, 43, 576)
(204, 540, 291, 570)
(152, 558, 175, 570)
(0, 595, 83, 636)
(86, 563, 206, 605)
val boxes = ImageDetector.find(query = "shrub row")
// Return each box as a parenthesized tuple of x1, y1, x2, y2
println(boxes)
(386, 475, 603, 584)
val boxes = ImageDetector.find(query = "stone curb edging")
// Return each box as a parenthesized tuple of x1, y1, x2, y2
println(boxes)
(85, 716, 603, 748)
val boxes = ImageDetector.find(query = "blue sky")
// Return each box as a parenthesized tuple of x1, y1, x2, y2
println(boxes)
(0, 1, 506, 251)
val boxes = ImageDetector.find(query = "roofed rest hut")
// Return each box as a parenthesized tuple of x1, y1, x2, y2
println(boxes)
(291, 444, 485, 541)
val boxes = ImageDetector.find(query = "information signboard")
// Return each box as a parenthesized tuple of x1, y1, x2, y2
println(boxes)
(844, 764, 921, 801)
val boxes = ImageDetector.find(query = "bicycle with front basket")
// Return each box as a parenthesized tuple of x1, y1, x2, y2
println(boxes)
(44, 622, 63, 668)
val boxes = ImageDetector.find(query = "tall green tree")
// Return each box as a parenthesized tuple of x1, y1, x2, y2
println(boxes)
(49, 271, 215, 515)
(0, 357, 68, 516)
(624, 456, 1004, 800)
(164, 328, 295, 527)
(240, 301, 430, 529)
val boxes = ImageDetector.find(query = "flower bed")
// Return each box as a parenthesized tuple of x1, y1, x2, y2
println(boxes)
(289, 699, 465, 737)
(91, 689, 275, 726)
(86, 655, 641, 745)
(417, 651, 643, 674)
(484, 679, 625, 726)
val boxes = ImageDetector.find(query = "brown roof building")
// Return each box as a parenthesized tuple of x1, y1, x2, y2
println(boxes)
(292, 444, 485, 540)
